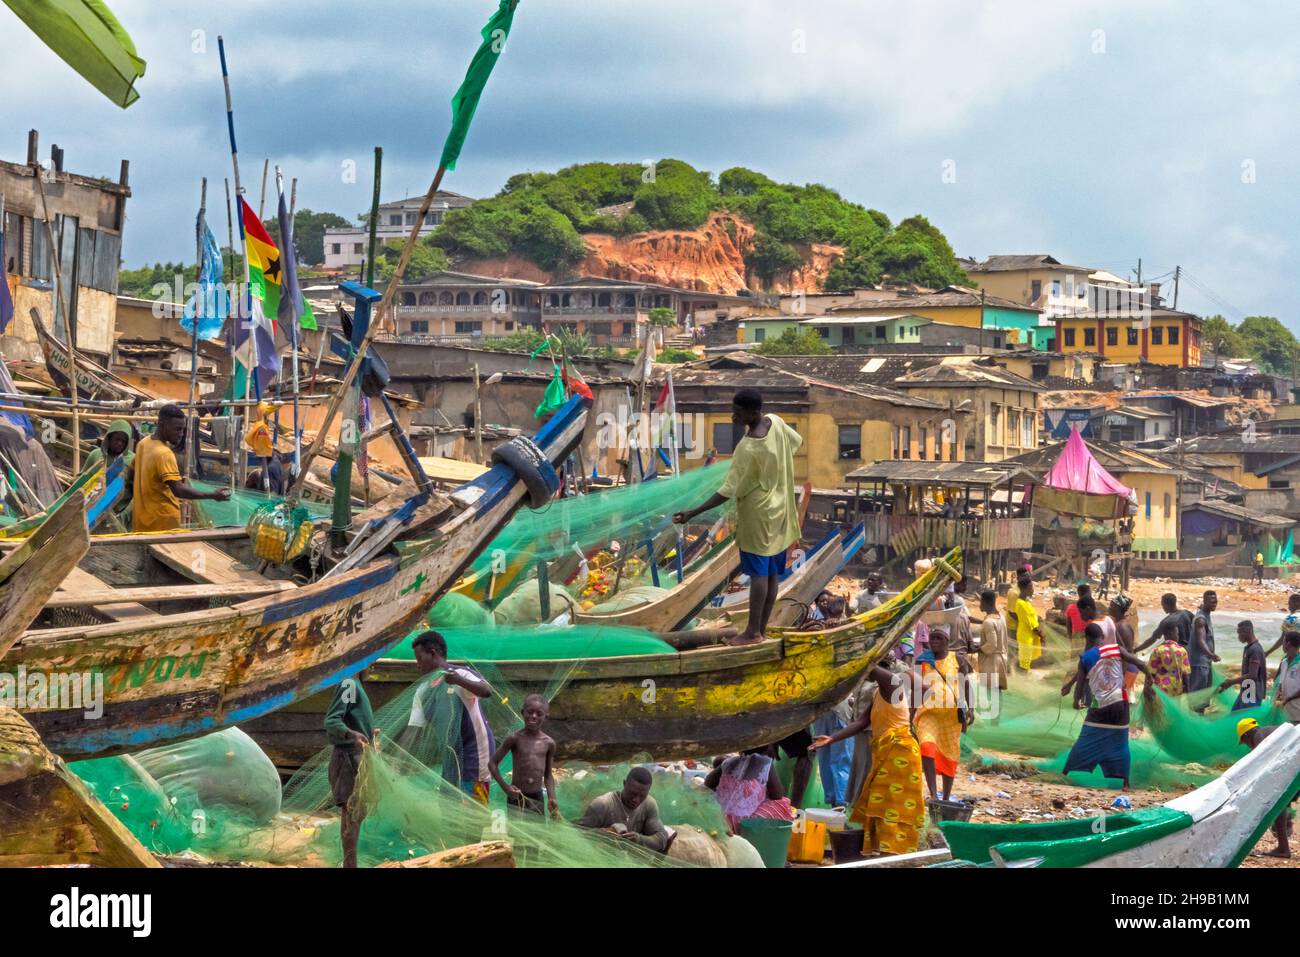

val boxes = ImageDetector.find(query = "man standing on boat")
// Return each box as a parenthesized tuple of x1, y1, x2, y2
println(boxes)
(674, 388, 801, 645)
(131, 404, 229, 532)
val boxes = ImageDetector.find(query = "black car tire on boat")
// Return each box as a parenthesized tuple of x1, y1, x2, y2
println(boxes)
(491, 436, 559, 509)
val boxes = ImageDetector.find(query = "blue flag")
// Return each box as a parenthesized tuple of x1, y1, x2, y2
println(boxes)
(181, 215, 230, 340)
(0, 228, 14, 333)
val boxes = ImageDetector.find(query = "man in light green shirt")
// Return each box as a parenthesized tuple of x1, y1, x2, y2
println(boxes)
(674, 388, 802, 644)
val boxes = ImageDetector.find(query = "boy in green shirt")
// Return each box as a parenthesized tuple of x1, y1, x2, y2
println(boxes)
(674, 388, 802, 645)
(324, 675, 377, 868)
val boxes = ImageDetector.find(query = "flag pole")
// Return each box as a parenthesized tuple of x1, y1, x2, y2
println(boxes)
(282, 167, 302, 478)
(218, 35, 255, 485)
(186, 177, 207, 483)
(366, 146, 382, 291)
(222, 177, 237, 489)
(289, 0, 520, 501)
(32, 169, 80, 475)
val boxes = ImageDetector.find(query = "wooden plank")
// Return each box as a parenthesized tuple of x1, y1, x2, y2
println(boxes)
(149, 541, 265, 585)
(0, 492, 91, 657)
(827, 847, 952, 868)
(0, 526, 249, 551)
(45, 580, 296, 608)
(376, 840, 515, 868)
(57, 567, 156, 623)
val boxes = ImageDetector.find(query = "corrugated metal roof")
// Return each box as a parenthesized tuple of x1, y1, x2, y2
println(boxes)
(844, 460, 1036, 486)
(1185, 499, 1296, 529)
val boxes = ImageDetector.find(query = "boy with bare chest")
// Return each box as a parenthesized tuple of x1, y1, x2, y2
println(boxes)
(490, 694, 558, 816)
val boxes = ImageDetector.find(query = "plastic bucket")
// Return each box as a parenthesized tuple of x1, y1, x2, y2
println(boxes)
(739, 818, 793, 868)
(828, 826, 865, 864)
(927, 798, 973, 823)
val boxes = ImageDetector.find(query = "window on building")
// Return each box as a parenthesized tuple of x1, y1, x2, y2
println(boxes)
(1051, 279, 1061, 299)
(900, 426, 912, 460)
(1167, 325, 1179, 345)
(713, 422, 736, 455)
(918, 428, 928, 460)
(1007, 411, 1019, 447)
(504, 321, 514, 331)
(874, 325, 886, 339)
(1152, 326, 1163, 345)
(990, 404, 1001, 444)
(590, 322, 611, 336)
(1106, 327, 1118, 346)
(454, 320, 483, 334)
(1127, 327, 1139, 346)
(1022, 411, 1035, 447)
(842, 326, 856, 344)
(816, 327, 830, 339)
(1084, 327, 1096, 347)
(838, 425, 861, 460)
(389, 214, 402, 226)
(1145, 492, 1152, 519)
(1030, 280, 1042, 301)
(330, 242, 342, 255)
(1064, 328, 1076, 347)
(1163, 492, 1171, 518)
(754, 328, 766, 342)
(3, 212, 24, 275)
(354, 243, 364, 254)
(410, 320, 429, 333)
(405, 213, 417, 225)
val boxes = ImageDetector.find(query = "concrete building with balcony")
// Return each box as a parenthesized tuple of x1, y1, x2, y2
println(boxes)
(322, 192, 475, 270)
(389, 270, 543, 341)
(539, 276, 751, 348)
(1055, 307, 1203, 368)
(1, 131, 130, 365)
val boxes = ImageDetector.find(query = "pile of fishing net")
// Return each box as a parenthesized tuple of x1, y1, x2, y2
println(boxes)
(191, 481, 330, 529)
(459, 462, 733, 608)
(68, 620, 764, 867)
(963, 620, 1282, 790)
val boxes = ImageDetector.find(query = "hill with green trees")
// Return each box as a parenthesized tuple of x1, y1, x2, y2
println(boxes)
(426, 159, 969, 291)
(1200, 314, 1300, 374)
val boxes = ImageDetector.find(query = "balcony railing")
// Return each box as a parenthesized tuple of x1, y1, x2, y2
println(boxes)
(860, 514, 1034, 553)
(396, 304, 540, 315)
(542, 306, 639, 316)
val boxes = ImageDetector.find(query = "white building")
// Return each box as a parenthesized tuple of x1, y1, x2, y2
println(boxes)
(322, 192, 475, 270)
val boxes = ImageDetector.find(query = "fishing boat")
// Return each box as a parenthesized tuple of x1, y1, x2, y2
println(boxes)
(1131, 550, 1237, 579)
(0, 707, 158, 867)
(0, 490, 91, 659)
(2, 393, 590, 761)
(939, 722, 1300, 868)
(701, 521, 866, 630)
(572, 535, 740, 632)
(244, 548, 962, 770)
(31, 308, 152, 404)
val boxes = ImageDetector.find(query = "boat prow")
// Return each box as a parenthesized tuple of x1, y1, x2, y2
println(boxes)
(939, 723, 1300, 868)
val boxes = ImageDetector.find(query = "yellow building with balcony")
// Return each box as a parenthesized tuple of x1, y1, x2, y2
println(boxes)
(1055, 307, 1202, 368)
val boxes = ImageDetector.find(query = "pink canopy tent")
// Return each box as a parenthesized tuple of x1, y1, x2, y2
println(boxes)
(1042, 429, 1133, 497)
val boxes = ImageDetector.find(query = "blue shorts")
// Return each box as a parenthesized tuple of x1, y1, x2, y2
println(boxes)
(740, 549, 787, 578)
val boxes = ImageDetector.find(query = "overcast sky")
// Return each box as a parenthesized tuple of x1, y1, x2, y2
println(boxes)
(5, 0, 1300, 325)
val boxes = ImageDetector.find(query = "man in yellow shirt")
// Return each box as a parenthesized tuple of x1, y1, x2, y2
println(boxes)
(674, 389, 802, 644)
(132, 405, 230, 532)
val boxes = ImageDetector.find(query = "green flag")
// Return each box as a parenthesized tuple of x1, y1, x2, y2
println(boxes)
(534, 366, 565, 418)
(4, 0, 146, 108)
(439, 0, 518, 171)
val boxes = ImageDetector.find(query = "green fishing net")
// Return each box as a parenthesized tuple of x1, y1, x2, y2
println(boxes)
(190, 481, 330, 528)
(385, 623, 677, 662)
(963, 619, 1282, 790)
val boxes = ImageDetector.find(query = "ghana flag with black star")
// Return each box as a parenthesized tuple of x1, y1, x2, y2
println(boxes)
(238, 196, 316, 333)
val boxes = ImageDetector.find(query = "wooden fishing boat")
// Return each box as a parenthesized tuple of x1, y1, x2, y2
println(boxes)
(701, 521, 866, 631)
(0, 490, 91, 659)
(31, 308, 152, 403)
(244, 548, 962, 770)
(0, 707, 158, 867)
(572, 535, 740, 632)
(2, 394, 590, 760)
(1131, 550, 1237, 578)
(939, 722, 1300, 868)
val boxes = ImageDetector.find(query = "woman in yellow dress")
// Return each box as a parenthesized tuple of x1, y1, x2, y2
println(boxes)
(811, 663, 925, 855)
(913, 628, 973, 802)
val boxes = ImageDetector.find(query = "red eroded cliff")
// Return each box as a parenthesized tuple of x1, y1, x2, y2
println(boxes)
(458, 211, 842, 294)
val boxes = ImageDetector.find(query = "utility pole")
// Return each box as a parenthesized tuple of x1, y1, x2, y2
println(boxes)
(1172, 265, 1181, 310)
(1136, 258, 1142, 285)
